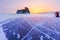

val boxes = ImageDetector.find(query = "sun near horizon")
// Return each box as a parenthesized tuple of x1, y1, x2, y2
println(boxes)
(29, 6, 59, 13)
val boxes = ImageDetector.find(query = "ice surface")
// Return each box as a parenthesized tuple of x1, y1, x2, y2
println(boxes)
(17, 33, 20, 39)
(0, 13, 56, 22)
(0, 13, 60, 40)
(0, 25, 8, 40)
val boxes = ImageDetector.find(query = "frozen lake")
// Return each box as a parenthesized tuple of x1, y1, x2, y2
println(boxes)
(0, 13, 60, 40)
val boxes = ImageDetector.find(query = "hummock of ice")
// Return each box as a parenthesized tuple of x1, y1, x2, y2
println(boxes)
(0, 13, 60, 40)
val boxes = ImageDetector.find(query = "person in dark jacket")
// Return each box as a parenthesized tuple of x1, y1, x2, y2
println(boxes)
(55, 12, 59, 17)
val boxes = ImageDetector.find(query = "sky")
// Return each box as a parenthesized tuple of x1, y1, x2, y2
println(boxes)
(0, 0, 60, 14)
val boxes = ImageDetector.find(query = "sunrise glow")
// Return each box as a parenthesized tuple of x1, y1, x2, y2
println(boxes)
(0, 0, 60, 13)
